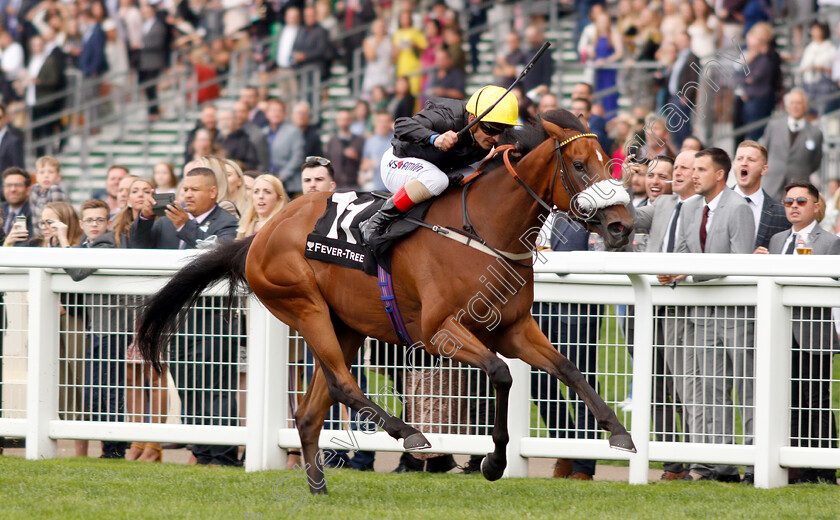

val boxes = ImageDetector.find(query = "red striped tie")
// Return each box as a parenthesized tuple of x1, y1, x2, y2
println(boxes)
(699, 205, 709, 252)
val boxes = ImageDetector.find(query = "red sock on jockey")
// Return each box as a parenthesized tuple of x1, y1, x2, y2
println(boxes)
(392, 186, 416, 212)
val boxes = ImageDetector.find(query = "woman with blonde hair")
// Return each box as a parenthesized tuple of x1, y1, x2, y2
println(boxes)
(107, 177, 170, 462)
(224, 159, 249, 215)
(236, 174, 289, 239)
(111, 177, 153, 247)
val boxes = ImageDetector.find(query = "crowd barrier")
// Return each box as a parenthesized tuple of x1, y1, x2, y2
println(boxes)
(0, 248, 838, 489)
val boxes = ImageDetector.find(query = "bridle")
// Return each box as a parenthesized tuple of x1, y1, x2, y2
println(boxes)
(437, 131, 602, 267)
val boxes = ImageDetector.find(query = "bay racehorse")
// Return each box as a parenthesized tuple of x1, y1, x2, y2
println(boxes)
(136, 109, 635, 494)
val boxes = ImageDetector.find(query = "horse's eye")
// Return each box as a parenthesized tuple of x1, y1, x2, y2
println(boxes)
(573, 161, 585, 171)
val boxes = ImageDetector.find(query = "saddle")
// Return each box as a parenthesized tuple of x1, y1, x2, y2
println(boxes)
(305, 190, 433, 276)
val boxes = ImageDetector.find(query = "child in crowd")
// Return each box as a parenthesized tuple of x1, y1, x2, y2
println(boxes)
(65, 199, 130, 460)
(30, 156, 68, 220)
(151, 162, 178, 193)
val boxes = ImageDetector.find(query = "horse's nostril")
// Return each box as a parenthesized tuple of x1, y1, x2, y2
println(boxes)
(607, 222, 626, 236)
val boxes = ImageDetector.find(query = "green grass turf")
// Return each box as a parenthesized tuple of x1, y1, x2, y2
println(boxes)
(2, 456, 839, 520)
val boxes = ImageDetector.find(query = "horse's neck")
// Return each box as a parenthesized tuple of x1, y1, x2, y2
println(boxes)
(462, 141, 556, 255)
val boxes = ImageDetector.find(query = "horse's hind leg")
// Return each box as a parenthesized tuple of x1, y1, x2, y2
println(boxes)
(295, 365, 334, 495)
(498, 318, 636, 453)
(296, 311, 428, 450)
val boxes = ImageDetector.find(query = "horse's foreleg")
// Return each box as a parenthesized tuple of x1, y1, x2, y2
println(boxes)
(499, 318, 636, 453)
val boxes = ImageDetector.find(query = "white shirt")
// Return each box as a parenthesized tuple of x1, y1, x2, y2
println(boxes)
(142, 18, 155, 37)
(25, 51, 48, 105)
(661, 194, 699, 253)
(733, 185, 764, 242)
(669, 48, 692, 96)
(276, 24, 300, 68)
(788, 116, 807, 133)
(799, 39, 836, 84)
(703, 189, 725, 236)
(0, 41, 24, 81)
(781, 220, 818, 253)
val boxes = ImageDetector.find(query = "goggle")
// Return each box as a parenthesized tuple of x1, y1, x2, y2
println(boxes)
(305, 156, 331, 166)
(782, 197, 812, 207)
(478, 121, 508, 136)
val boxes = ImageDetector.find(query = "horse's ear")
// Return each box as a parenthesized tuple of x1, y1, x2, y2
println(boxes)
(541, 119, 566, 140)
(576, 114, 592, 132)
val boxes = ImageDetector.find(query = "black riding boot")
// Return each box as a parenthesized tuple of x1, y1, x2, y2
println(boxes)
(360, 197, 403, 244)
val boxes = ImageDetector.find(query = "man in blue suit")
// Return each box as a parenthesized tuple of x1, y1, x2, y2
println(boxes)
(79, 9, 107, 125)
(532, 215, 602, 480)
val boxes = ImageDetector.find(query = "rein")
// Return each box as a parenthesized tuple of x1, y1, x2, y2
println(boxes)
(434, 132, 599, 267)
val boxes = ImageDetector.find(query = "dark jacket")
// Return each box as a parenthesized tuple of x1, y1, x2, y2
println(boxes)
(219, 128, 258, 170)
(392, 97, 487, 173)
(754, 189, 788, 249)
(129, 205, 238, 249)
(301, 123, 323, 158)
(0, 200, 35, 246)
(65, 231, 118, 281)
(80, 22, 108, 77)
(34, 47, 67, 118)
(292, 22, 332, 80)
(0, 125, 24, 173)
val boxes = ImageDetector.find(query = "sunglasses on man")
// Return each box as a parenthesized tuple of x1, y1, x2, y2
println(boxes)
(782, 197, 813, 207)
(478, 121, 508, 136)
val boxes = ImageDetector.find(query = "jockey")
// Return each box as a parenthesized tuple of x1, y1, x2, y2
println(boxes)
(360, 85, 518, 244)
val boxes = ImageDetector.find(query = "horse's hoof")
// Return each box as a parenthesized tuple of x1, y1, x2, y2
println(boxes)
(480, 455, 505, 481)
(310, 486, 328, 495)
(403, 432, 431, 451)
(609, 433, 636, 453)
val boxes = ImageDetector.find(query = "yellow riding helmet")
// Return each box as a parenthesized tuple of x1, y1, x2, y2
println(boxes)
(466, 86, 519, 127)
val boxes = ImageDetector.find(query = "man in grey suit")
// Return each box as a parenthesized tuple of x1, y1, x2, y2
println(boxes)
(732, 140, 789, 250)
(755, 180, 840, 484)
(138, 3, 167, 120)
(636, 151, 699, 480)
(264, 98, 305, 196)
(760, 89, 823, 201)
(659, 148, 756, 482)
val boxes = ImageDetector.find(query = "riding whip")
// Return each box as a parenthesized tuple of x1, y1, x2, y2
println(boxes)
(457, 41, 552, 140)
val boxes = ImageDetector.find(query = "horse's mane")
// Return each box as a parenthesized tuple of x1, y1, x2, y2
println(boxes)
(485, 108, 588, 171)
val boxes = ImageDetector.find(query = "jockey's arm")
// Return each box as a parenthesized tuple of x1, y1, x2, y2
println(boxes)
(393, 102, 458, 147)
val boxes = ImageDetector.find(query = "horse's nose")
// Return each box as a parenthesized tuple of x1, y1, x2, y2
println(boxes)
(607, 221, 630, 239)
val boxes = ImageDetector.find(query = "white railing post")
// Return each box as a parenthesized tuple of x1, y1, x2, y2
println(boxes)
(503, 357, 530, 478)
(753, 278, 789, 488)
(627, 274, 653, 484)
(245, 295, 287, 471)
(25, 268, 58, 459)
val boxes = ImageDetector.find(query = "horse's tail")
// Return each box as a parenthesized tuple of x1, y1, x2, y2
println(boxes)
(135, 235, 255, 373)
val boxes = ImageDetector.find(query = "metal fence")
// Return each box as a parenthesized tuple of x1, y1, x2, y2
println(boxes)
(0, 247, 839, 489)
